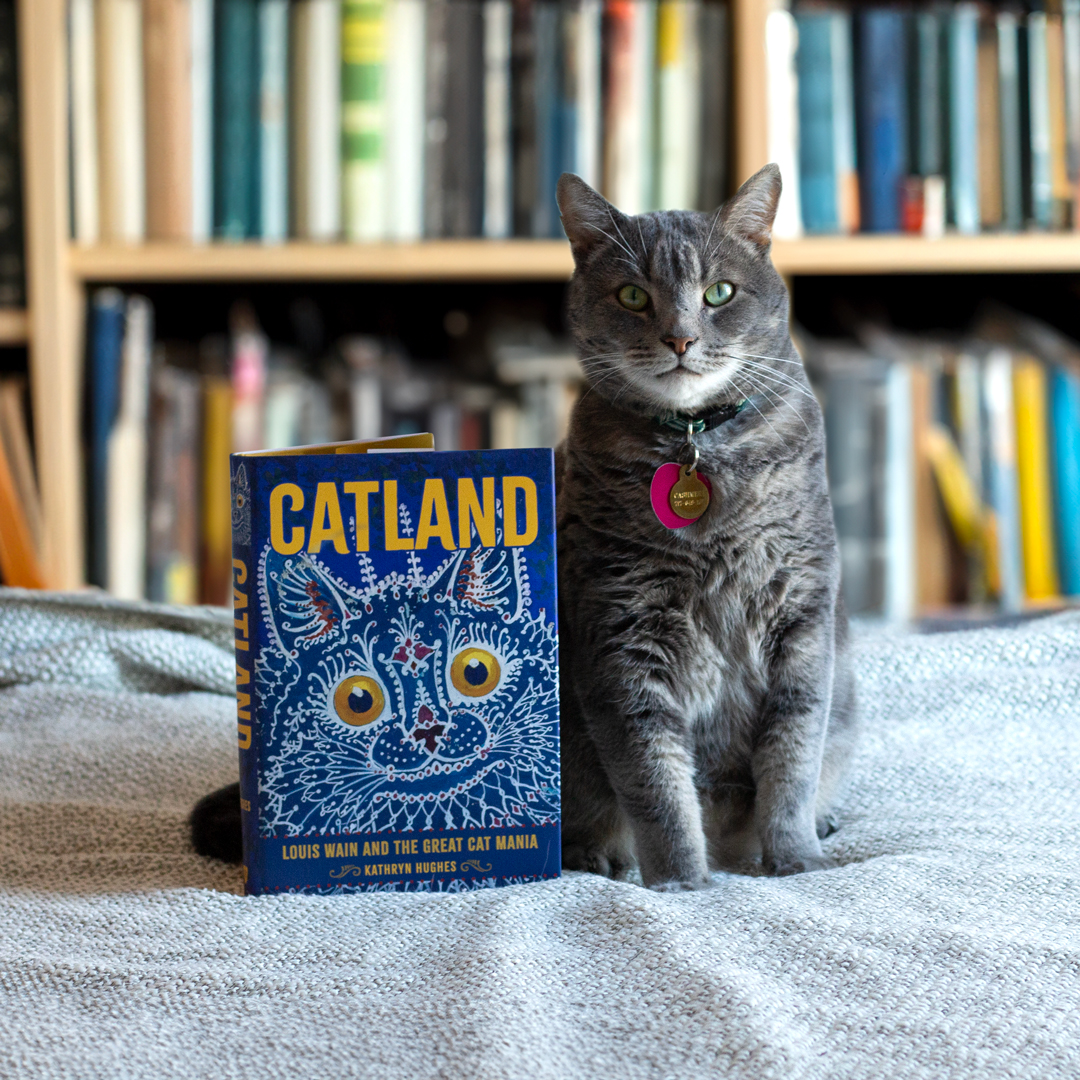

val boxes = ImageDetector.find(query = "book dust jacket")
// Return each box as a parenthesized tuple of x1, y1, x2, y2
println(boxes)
(230, 440, 560, 894)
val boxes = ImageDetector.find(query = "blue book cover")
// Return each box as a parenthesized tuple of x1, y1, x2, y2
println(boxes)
(231, 439, 561, 894)
(796, 11, 839, 233)
(948, 4, 981, 234)
(855, 8, 908, 232)
(214, 0, 260, 239)
(87, 289, 127, 589)
(1050, 368, 1080, 596)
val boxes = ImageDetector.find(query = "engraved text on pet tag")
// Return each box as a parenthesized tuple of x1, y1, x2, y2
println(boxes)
(650, 462, 713, 529)
(669, 463, 711, 518)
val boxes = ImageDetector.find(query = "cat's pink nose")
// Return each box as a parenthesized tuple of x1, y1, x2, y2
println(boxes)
(664, 336, 695, 356)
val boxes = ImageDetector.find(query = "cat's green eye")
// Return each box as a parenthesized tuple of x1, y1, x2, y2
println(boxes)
(704, 281, 735, 307)
(617, 284, 649, 311)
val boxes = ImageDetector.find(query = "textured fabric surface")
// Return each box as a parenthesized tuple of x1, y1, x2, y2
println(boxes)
(2, 588, 1079, 1079)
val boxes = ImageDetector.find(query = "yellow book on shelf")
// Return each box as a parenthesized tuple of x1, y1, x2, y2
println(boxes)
(1013, 357, 1059, 601)
(200, 375, 233, 605)
(0, 418, 45, 589)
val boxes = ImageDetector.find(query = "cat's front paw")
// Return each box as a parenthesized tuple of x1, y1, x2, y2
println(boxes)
(647, 877, 714, 893)
(562, 843, 632, 880)
(762, 852, 834, 876)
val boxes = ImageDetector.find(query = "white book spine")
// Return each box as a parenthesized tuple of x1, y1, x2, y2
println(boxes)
(575, 0, 603, 190)
(884, 361, 915, 622)
(1065, 0, 1080, 185)
(70, 0, 99, 244)
(482, 0, 512, 238)
(606, 4, 651, 214)
(97, 0, 146, 242)
(656, 1, 701, 211)
(260, 0, 290, 242)
(386, 0, 425, 240)
(190, 0, 213, 241)
(106, 296, 153, 600)
(764, 7, 802, 238)
(295, 0, 341, 240)
(350, 372, 382, 439)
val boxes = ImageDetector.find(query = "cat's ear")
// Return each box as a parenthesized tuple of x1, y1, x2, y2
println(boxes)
(260, 547, 356, 655)
(718, 163, 782, 250)
(557, 173, 632, 263)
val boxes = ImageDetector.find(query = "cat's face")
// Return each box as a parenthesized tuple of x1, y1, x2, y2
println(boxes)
(559, 165, 791, 416)
(255, 538, 559, 837)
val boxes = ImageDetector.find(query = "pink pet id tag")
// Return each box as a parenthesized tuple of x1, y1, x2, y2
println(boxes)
(650, 462, 712, 529)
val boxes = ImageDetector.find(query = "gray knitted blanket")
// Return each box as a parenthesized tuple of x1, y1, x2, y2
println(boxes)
(2, 588, 1079, 1079)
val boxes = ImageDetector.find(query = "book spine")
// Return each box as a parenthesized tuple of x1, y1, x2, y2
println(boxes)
(386, 0, 426, 240)
(1046, 13, 1072, 225)
(0, 0, 20, 307)
(765, 6, 802, 237)
(483, 0, 513, 238)
(532, 0, 559, 235)
(69, 0, 100, 244)
(191, 0, 215, 242)
(1013, 357, 1059, 600)
(424, 0, 450, 236)
(292, 0, 342, 239)
(1050, 367, 1080, 596)
(558, 3, 581, 197)
(977, 16, 1003, 230)
(96, 0, 146, 242)
(855, 8, 908, 233)
(795, 12, 839, 234)
(576, 0, 603, 191)
(696, 0, 729, 210)
(230, 456, 261, 894)
(913, 10, 943, 178)
(201, 373, 235, 604)
(144, 0, 194, 241)
(342, 0, 387, 241)
(884, 361, 915, 622)
(0, 379, 43, 556)
(0, 409, 44, 588)
(911, 361, 952, 610)
(443, 1, 485, 237)
(106, 296, 153, 601)
(603, 0, 637, 213)
(656, 0, 701, 213)
(984, 350, 1024, 612)
(88, 289, 127, 589)
(1065, 0, 1080, 206)
(948, 4, 980, 234)
(632, 0, 657, 212)
(998, 11, 1025, 231)
(258, 0, 290, 242)
(1028, 10, 1053, 229)
(831, 11, 858, 234)
(214, 0, 260, 239)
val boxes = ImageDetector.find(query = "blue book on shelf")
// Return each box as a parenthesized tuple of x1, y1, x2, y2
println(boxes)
(949, 4, 981, 233)
(258, 0, 289, 241)
(231, 435, 561, 895)
(997, 11, 1024, 230)
(1027, 10, 1053, 229)
(913, 10, 944, 178)
(796, 12, 839, 233)
(1050, 367, 1080, 596)
(87, 289, 126, 589)
(855, 8, 908, 232)
(214, 0, 260, 239)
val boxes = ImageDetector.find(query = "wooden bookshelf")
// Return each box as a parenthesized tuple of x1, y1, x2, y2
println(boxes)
(15, 0, 1080, 589)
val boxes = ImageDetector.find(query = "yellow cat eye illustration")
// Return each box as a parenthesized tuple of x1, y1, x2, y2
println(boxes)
(617, 284, 649, 311)
(333, 675, 386, 726)
(450, 648, 501, 697)
(704, 281, 735, 307)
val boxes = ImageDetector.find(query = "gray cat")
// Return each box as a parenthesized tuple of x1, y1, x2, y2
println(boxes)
(555, 164, 857, 890)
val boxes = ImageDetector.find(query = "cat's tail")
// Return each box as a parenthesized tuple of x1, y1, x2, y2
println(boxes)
(190, 782, 243, 864)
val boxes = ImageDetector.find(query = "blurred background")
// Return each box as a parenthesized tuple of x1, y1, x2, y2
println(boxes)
(0, 0, 1078, 623)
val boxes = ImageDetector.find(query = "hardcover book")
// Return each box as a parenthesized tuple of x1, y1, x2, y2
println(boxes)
(231, 436, 561, 894)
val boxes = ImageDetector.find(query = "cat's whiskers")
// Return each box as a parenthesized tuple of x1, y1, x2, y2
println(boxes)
(606, 210, 640, 265)
(728, 356, 816, 399)
(735, 368, 812, 435)
(702, 207, 722, 255)
(636, 218, 649, 261)
(725, 349, 805, 367)
(583, 220, 638, 264)
(728, 376, 785, 444)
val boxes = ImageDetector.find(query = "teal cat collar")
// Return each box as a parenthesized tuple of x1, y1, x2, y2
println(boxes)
(654, 399, 747, 435)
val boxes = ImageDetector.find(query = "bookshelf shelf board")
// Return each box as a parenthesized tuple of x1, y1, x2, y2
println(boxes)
(0, 308, 29, 344)
(67, 240, 577, 282)
(65, 234, 1080, 285)
(772, 233, 1080, 275)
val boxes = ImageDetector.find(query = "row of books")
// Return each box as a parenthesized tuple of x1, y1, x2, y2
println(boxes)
(69, 0, 732, 245)
(0, 376, 44, 588)
(84, 289, 583, 604)
(770, 1, 1080, 237)
(803, 309, 1080, 619)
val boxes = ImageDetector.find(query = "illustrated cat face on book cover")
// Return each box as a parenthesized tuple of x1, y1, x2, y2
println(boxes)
(254, 507, 559, 839)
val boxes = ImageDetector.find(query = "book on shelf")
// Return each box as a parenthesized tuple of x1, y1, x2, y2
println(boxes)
(1050, 367, 1080, 597)
(259, 0, 291, 243)
(948, 4, 980, 235)
(69, 0, 100, 245)
(342, 0, 386, 242)
(230, 432, 560, 894)
(0, 377, 43, 589)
